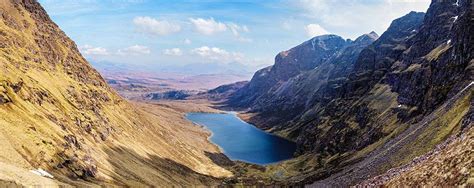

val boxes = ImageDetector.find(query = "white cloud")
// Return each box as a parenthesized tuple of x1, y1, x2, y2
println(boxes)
(189, 17, 227, 35)
(242, 25, 249, 32)
(163, 48, 183, 56)
(117, 45, 151, 55)
(191, 46, 226, 58)
(227, 23, 252, 42)
(292, 0, 431, 39)
(228, 23, 249, 36)
(305, 23, 329, 37)
(228, 23, 240, 36)
(133, 16, 181, 36)
(191, 46, 243, 62)
(183, 39, 192, 44)
(80, 45, 109, 55)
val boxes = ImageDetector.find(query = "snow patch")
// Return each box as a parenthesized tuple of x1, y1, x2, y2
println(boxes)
(447, 39, 451, 44)
(453, 16, 459, 22)
(30, 168, 54, 179)
(460, 81, 474, 93)
(454, 0, 459, 6)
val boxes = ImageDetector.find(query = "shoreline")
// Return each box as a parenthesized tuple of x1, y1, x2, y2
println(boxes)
(184, 110, 298, 166)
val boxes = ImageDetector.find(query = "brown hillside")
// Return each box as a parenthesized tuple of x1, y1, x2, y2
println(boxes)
(0, 0, 231, 186)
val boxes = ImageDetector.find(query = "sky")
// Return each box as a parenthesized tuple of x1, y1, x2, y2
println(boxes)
(38, 0, 431, 74)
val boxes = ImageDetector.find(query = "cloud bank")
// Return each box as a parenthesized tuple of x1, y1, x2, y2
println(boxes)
(133, 16, 181, 36)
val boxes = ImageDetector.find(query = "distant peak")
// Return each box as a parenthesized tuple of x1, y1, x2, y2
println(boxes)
(404, 11, 426, 18)
(311, 34, 341, 40)
(306, 34, 345, 45)
(367, 31, 379, 39)
(354, 32, 379, 44)
(408, 10, 424, 14)
(292, 34, 346, 51)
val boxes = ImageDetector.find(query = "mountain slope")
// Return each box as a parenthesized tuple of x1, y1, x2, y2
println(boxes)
(0, 0, 230, 186)
(228, 34, 350, 109)
(228, 33, 379, 134)
(294, 11, 426, 154)
(223, 0, 473, 186)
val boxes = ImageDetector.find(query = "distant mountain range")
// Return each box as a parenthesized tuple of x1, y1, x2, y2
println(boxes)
(90, 60, 259, 76)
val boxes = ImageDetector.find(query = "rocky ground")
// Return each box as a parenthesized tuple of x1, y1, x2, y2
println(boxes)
(359, 125, 473, 187)
(310, 81, 473, 186)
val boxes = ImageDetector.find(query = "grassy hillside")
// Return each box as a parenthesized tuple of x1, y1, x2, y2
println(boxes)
(0, 0, 231, 186)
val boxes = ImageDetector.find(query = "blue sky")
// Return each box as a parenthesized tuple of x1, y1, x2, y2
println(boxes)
(38, 0, 431, 73)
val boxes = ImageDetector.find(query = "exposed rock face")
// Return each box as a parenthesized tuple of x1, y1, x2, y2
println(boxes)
(228, 35, 350, 108)
(224, 0, 473, 186)
(228, 33, 379, 132)
(389, 0, 471, 115)
(293, 11, 426, 154)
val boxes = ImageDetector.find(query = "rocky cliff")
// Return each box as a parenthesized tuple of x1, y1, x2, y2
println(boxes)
(0, 0, 231, 186)
(228, 34, 349, 108)
(228, 33, 379, 132)
(224, 0, 473, 186)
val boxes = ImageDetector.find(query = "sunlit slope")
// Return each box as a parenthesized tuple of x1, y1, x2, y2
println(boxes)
(0, 0, 231, 186)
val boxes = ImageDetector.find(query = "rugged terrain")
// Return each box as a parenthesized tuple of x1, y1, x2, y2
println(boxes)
(221, 0, 473, 186)
(0, 0, 232, 186)
(0, 0, 472, 186)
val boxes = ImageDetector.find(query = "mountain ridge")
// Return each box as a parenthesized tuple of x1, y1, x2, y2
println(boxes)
(0, 0, 231, 186)
(0, 0, 472, 186)
(216, 0, 473, 185)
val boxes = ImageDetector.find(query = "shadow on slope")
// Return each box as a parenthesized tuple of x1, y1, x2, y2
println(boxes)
(104, 146, 221, 186)
(204, 151, 235, 167)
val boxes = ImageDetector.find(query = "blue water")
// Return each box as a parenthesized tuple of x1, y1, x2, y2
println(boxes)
(186, 112, 297, 165)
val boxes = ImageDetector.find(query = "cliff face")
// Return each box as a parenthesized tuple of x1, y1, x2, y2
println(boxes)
(0, 0, 230, 186)
(228, 35, 350, 108)
(294, 11, 426, 154)
(224, 0, 473, 186)
(389, 0, 471, 114)
(228, 33, 378, 133)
